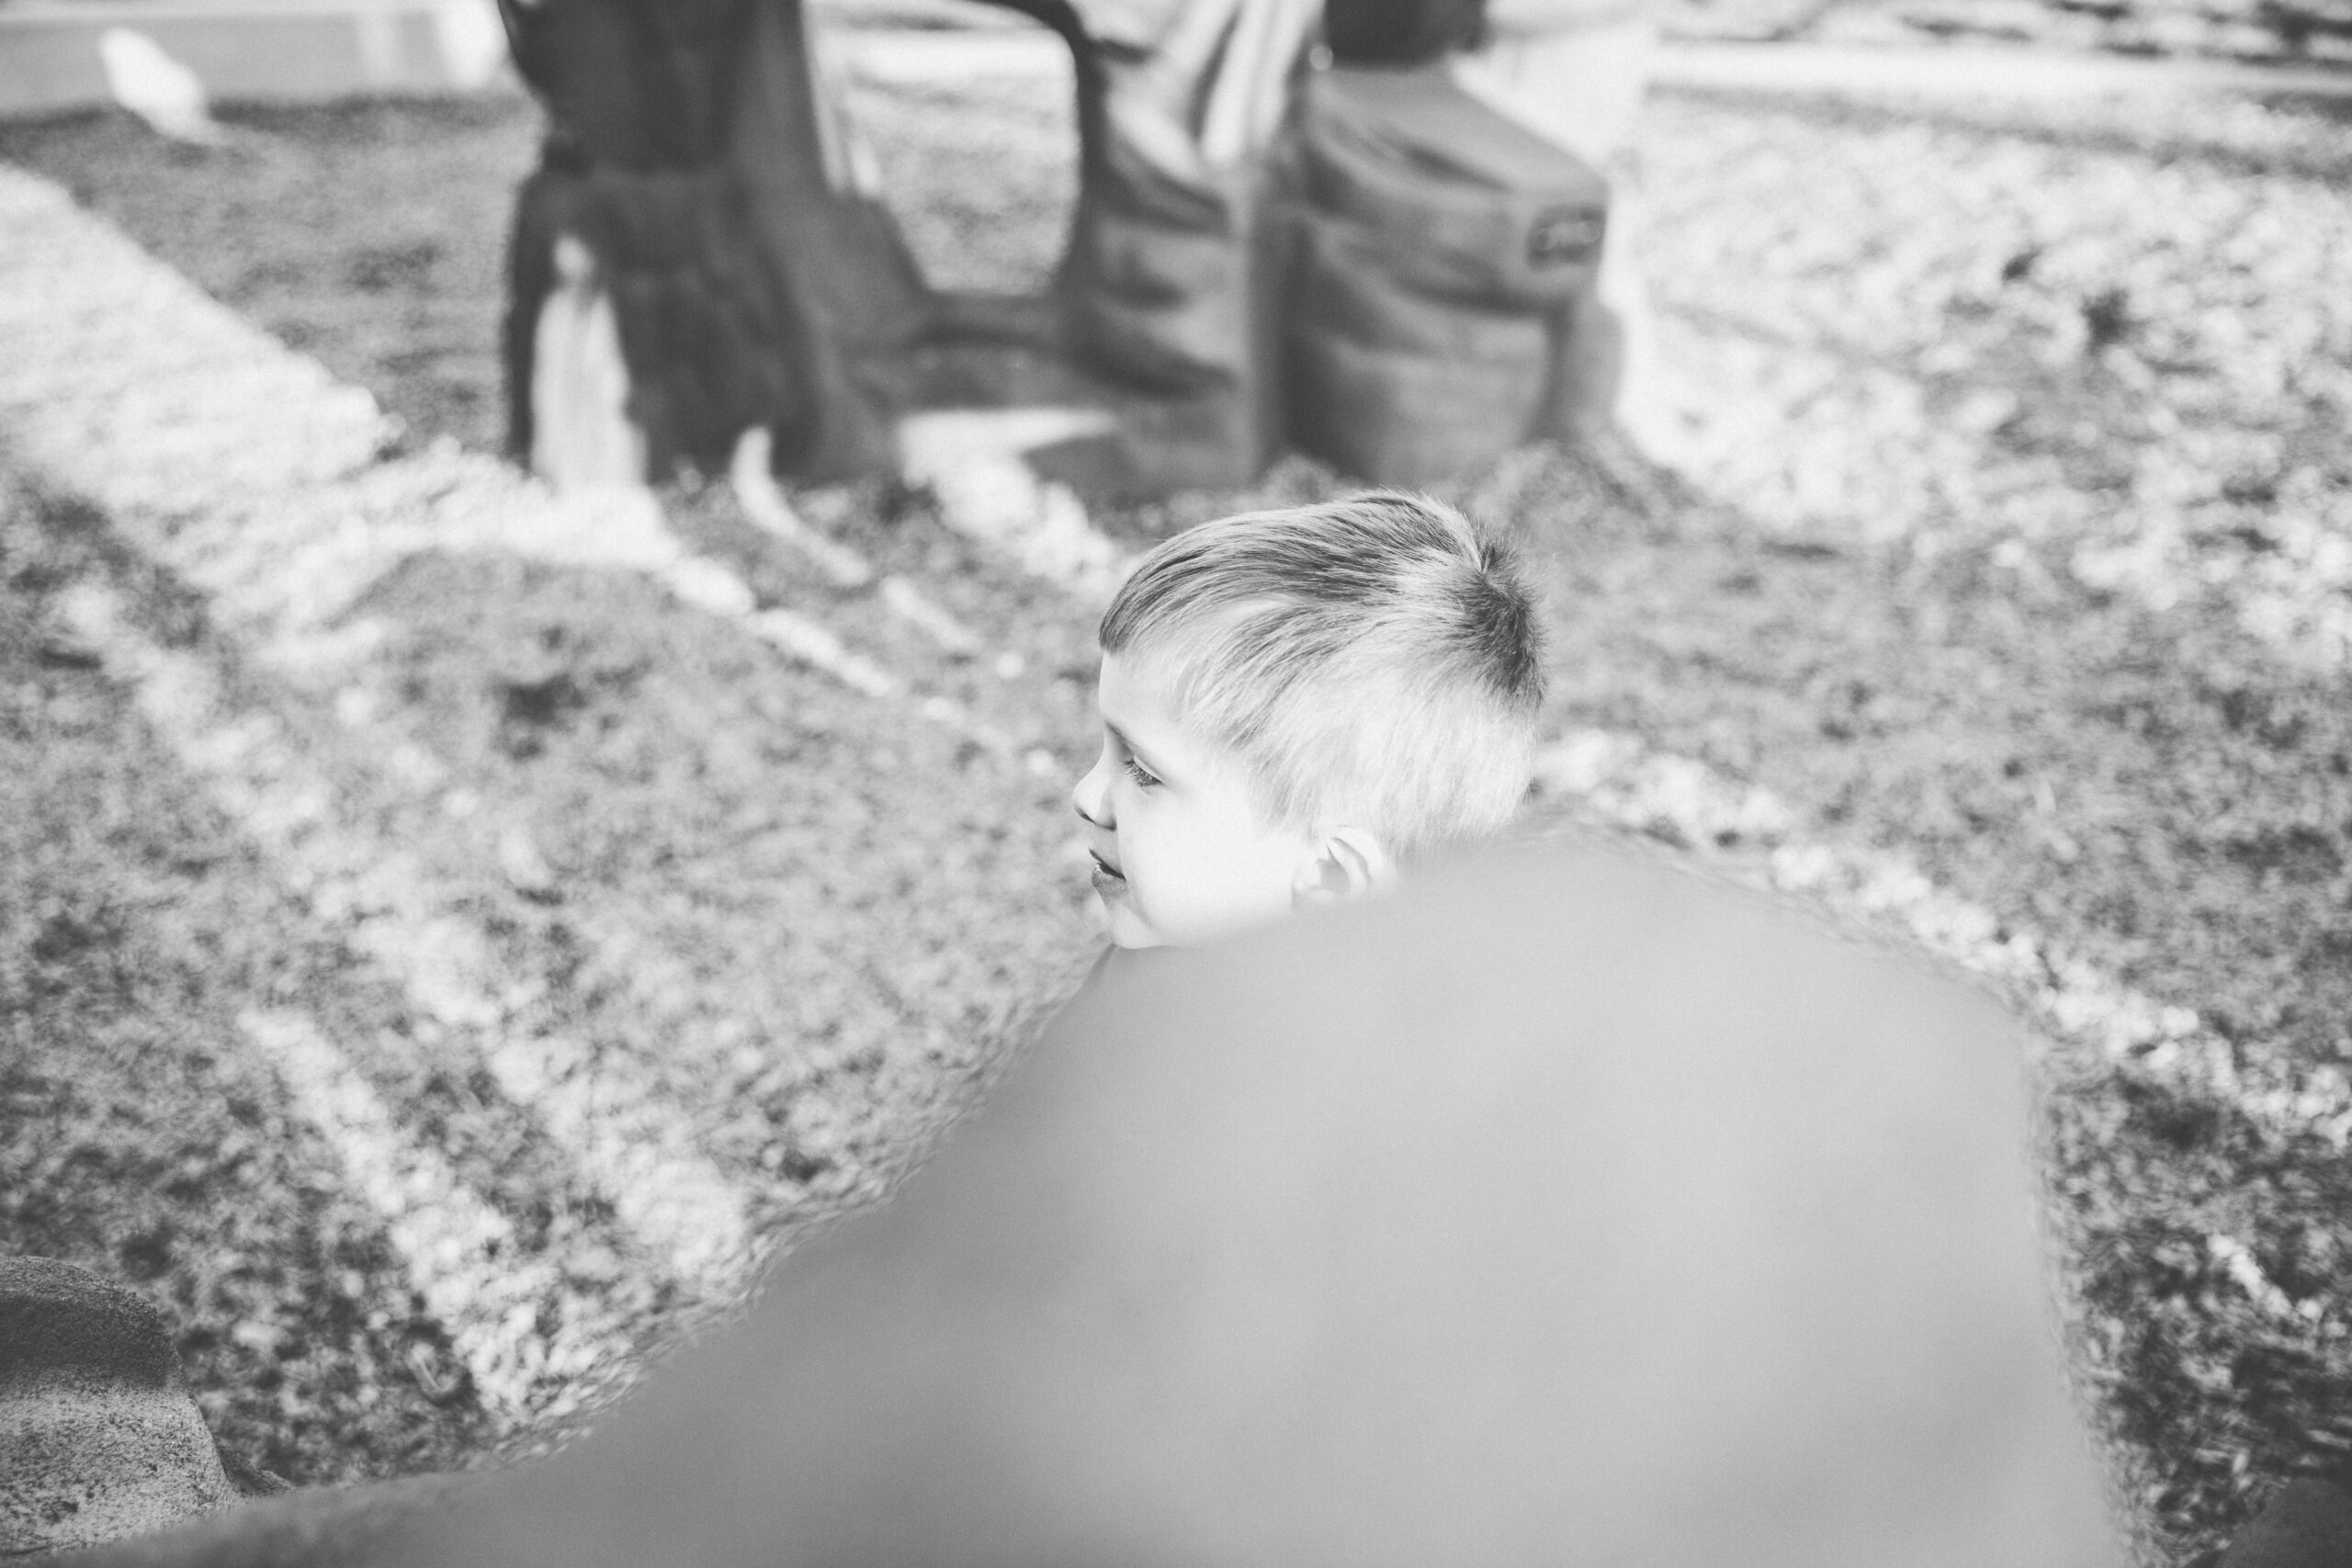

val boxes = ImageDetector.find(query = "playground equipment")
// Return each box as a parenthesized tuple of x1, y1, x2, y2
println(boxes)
(500, 0, 1622, 495)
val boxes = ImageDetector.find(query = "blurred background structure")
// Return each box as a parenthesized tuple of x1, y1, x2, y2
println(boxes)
(8, 0, 2349, 502)
(491, 0, 1630, 496)
(0, 0, 1638, 491)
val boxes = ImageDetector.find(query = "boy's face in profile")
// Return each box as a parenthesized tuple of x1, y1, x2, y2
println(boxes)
(1071, 653, 1321, 949)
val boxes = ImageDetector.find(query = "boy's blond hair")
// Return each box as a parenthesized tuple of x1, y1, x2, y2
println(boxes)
(1099, 491, 1545, 860)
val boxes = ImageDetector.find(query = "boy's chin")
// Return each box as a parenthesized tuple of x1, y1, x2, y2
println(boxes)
(1100, 891, 1186, 951)
(1102, 899, 1294, 951)
(1102, 908, 1165, 951)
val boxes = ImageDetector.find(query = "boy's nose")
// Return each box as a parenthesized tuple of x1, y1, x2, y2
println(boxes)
(1071, 761, 1111, 829)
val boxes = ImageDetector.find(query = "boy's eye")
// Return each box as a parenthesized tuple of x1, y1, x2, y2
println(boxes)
(1122, 756, 1162, 789)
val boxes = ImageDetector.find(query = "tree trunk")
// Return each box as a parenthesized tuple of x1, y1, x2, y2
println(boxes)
(502, 0, 930, 486)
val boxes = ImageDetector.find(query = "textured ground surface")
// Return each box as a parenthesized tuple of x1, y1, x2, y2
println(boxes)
(822, 0, 2352, 62)
(1668, 0, 2352, 60)
(3, 50, 2351, 1567)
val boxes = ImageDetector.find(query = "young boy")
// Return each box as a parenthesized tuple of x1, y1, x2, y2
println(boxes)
(1071, 491, 1545, 950)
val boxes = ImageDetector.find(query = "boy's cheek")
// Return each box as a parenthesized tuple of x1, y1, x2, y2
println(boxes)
(1092, 855, 1161, 949)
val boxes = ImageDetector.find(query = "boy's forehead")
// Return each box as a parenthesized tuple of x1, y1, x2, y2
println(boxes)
(1096, 649, 1177, 718)
(1097, 653, 1225, 765)
(1097, 652, 1174, 729)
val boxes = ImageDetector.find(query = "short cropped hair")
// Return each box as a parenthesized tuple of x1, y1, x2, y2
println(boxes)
(1099, 491, 1545, 859)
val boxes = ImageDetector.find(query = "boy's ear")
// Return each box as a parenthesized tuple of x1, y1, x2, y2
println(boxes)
(1292, 826, 1395, 911)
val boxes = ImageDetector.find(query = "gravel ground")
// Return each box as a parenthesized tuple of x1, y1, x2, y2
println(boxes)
(4, 56, 2352, 1563)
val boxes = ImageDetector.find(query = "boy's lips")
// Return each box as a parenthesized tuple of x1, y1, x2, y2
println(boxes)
(1089, 850, 1126, 899)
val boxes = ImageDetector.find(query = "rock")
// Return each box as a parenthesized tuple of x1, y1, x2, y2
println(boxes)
(0, 1257, 237, 1554)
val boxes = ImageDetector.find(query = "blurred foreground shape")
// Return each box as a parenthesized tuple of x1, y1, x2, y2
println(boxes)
(75, 839, 2121, 1568)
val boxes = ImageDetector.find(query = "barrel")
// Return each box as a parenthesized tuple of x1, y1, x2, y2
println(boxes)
(1281, 62, 1610, 485)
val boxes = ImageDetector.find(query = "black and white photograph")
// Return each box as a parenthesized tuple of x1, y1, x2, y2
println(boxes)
(3, 0, 2349, 1561)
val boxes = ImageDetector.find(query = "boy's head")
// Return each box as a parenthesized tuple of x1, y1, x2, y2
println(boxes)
(1071, 491, 1545, 949)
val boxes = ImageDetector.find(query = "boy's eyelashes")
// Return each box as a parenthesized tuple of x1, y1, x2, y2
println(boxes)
(1101, 724, 1164, 790)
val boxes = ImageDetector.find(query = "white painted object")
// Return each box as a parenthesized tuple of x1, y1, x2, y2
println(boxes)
(898, 407, 1129, 600)
(729, 426, 875, 589)
(97, 27, 224, 144)
(806, 18, 888, 197)
(530, 234, 650, 491)
(898, 405, 1118, 466)
(429, 0, 511, 90)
